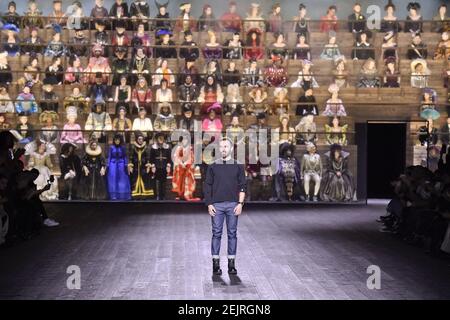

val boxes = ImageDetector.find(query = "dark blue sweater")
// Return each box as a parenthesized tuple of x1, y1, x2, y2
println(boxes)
(203, 160, 246, 206)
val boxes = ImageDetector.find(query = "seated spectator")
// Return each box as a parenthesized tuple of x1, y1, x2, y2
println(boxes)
(407, 34, 427, 60)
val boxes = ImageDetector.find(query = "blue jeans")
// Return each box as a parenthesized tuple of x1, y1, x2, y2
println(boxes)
(211, 201, 239, 259)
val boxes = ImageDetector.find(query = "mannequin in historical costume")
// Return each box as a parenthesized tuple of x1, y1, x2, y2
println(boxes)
(131, 22, 152, 56)
(44, 26, 66, 57)
(198, 76, 224, 115)
(225, 114, 245, 145)
(172, 136, 200, 201)
(295, 114, 317, 145)
(130, 0, 150, 30)
(272, 87, 290, 115)
(296, 88, 318, 117)
(272, 143, 301, 201)
(132, 77, 153, 114)
(60, 106, 85, 145)
(203, 31, 222, 61)
(132, 107, 153, 141)
(264, 56, 288, 87)
(85, 44, 111, 84)
(322, 84, 347, 117)
(198, 4, 219, 32)
(131, 46, 152, 85)
(273, 114, 295, 145)
(153, 102, 177, 132)
(112, 106, 133, 143)
(30, 111, 59, 156)
(268, 33, 289, 61)
(433, 31, 450, 60)
(176, 3, 196, 33)
(320, 31, 344, 60)
(325, 116, 348, 146)
(404, 2, 423, 36)
(179, 31, 199, 62)
(80, 138, 108, 200)
(178, 75, 199, 103)
(383, 56, 400, 88)
(410, 59, 430, 88)
(12, 112, 34, 144)
(27, 141, 59, 201)
(153, 0, 172, 34)
(111, 47, 130, 86)
(290, 60, 319, 90)
(301, 142, 322, 202)
(59, 142, 82, 200)
(357, 58, 380, 88)
(128, 132, 154, 199)
(223, 33, 243, 60)
(248, 87, 269, 116)
(220, 1, 242, 33)
(244, 3, 265, 35)
(292, 3, 309, 38)
(15, 85, 38, 114)
(247, 113, 272, 200)
(243, 59, 264, 87)
(149, 132, 172, 200)
(84, 99, 113, 143)
(107, 134, 131, 200)
(320, 144, 355, 202)
(223, 84, 245, 116)
(244, 29, 264, 60)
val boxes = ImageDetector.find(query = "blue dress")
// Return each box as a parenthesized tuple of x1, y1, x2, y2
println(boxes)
(107, 145, 131, 200)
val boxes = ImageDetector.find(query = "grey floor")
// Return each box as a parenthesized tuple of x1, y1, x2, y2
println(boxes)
(0, 201, 450, 300)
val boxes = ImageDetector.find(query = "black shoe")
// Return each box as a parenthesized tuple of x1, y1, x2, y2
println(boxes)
(228, 258, 237, 275)
(212, 258, 222, 275)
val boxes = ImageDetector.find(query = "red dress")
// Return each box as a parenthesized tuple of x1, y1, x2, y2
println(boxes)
(171, 145, 198, 201)
(244, 40, 264, 60)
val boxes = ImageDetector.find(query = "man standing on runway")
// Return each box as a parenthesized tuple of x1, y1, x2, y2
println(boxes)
(203, 138, 246, 275)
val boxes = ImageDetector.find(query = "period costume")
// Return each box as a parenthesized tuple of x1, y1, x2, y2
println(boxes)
(320, 145, 355, 202)
(59, 143, 82, 200)
(295, 115, 317, 145)
(264, 61, 288, 87)
(85, 100, 113, 143)
(301, 144, 322, 201)
(171, 142, 198, 201)
(273, 143, 301, 201)
(80, 144, 108, 200)
(107, 140, 131, 200)
(153, 103, 177, 132)
(149, 133, 172, 200)
(325, 123, 348, 146)
(128, 135, 154, 199)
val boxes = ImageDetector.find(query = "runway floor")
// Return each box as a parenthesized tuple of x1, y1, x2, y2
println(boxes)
(0, 201, 449, 300)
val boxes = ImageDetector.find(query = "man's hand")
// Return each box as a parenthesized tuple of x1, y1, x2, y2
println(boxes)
(234, 203, 243, 216)
(208, 205, 216, 217)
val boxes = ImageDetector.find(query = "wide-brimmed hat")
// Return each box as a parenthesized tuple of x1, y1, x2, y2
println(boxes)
(2, 23, 19, 34)
(411, 59, 428, 72)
